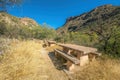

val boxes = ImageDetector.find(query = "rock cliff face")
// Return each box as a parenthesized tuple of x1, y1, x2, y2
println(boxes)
(57, 4, 120, 34)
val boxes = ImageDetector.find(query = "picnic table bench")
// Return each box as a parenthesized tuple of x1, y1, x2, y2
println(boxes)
(47, 41, 56, 46)
(55, 49, 80, 64)
(43, 40, 56, 47)
(55, 43, 101, 71)
(42, 40, 101, 71)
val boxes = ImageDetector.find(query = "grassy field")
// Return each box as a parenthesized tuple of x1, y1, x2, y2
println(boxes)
(73, 57, 120, 80)
(0, 39, 42, 80)
(0, 38, 68, 80)
(0, 38, 120, 80)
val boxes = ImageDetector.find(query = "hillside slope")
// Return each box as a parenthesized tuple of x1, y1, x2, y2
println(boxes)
(0, 12, 39, 28)
(57, 4, 120, 34)
(0, 12, 56, 39)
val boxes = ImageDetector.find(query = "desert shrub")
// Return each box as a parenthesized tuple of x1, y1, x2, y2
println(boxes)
(31, 26, 57, 40)
(55, 32, 98, 46)
(93, 26, 120, 57)
(0, 21, 7, 35)
(0, 21, 57, 40)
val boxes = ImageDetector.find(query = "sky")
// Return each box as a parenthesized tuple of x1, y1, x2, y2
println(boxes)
(8, 0, 120, 29)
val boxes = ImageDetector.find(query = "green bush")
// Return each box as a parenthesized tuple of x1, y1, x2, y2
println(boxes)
(0, 21, 57, 40)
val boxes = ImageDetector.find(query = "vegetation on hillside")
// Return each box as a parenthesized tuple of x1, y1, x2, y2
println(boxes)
(56, 5, 120, 57)
(0, 12, 57, 40)
(55, 26, 120, 57)
(57, 5, 120, 33)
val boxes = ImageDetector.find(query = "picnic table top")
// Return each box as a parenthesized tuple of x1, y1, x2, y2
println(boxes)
(47, 41, 56, 43)
(58, 43, 97, 54)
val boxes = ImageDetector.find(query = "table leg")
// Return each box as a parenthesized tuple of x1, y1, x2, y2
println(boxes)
(63, 47, 69, 53)
(80, 54, 89, 66)
(66, 60, 75, 71)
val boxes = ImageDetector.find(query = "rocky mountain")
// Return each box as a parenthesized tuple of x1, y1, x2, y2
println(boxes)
(0, 12, 39, 28)
(0, 12, 41, 38)
(0, 12, 56, 39)
(57, 4, 120, 34)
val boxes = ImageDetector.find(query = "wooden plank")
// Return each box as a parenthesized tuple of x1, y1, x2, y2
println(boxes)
(54, 49, 80, 64)
(58, 43, 98, 55)
(47, 41, 56, 44)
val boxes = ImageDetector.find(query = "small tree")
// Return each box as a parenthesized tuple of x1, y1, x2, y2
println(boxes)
(91, 25, 120, 55)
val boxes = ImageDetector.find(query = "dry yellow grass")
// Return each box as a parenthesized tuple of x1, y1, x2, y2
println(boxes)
(72, 57, 120, 80)
(0, 39, 68, 80)
(0, 40, 42, 80)
(0, 38, 120, 80)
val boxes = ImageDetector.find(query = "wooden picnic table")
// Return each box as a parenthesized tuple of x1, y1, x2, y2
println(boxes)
(43, 40, 56, 47)
(48, 41, 56, 44)
(56, 43, 100, 69)
(54, 43, 101, 71)
(58, 43, 98, 54)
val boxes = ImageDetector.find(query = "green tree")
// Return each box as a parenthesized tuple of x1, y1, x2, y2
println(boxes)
(91, 25, 120, 55)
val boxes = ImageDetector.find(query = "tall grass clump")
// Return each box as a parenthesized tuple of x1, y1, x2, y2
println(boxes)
(0, 39, 43, 80)
(73, 56, 120, 80)
(0, 39, 68, 80)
